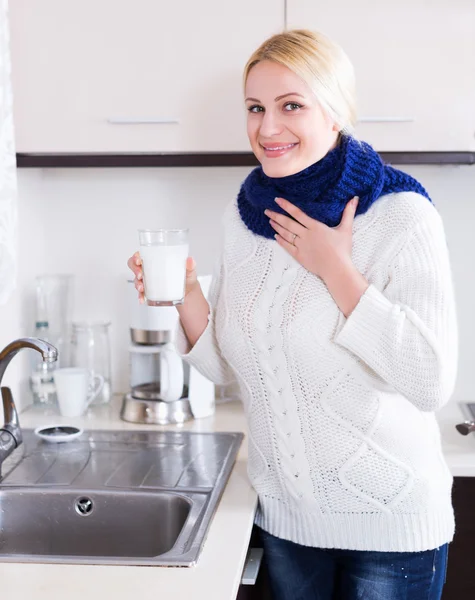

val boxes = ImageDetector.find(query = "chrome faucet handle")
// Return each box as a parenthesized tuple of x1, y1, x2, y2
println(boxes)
(0, 337, 57, 479)
(0, 387, 22, 479)
(455, 421, 475, 436)
(1, 387, 22, 446)
(0, 338, 58, 388)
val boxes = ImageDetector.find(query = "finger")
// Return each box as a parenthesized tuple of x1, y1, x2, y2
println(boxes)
(136, 275, 145, 303)
(185, 256, 198, 285)
(128, 262, 142, 280)
(127, 252, 143, 278)
(134, 252, 143, 279)
(274, 197, 314, 228)
(129, 263, 143, 280)
(339, 196, 359, 229)
(127, 256, 136, 271)
(186, 256, 196, 273)
(269, 219, 300, 246)
(265, 208, 307, 236)
(274, 233, 298, 256)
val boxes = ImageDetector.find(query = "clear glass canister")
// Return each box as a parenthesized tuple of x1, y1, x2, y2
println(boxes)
(35, 273, 74, 367)
(70, 322, 112, 406)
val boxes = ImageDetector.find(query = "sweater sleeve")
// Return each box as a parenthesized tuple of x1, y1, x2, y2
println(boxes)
(334, 212, 458, 412)
(174, 255, 235, 386)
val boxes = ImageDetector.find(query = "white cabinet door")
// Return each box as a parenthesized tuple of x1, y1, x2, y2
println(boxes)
(10, 1, 284, 153)
(287, 0, 475, 151)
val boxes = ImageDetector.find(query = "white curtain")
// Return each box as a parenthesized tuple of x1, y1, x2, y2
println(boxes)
(0, 0, 17, 305)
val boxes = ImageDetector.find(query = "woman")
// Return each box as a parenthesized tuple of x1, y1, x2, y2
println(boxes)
(128, 30, 457, 600)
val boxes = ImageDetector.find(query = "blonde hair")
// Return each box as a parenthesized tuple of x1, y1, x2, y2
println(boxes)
(243, 29, 357, 136)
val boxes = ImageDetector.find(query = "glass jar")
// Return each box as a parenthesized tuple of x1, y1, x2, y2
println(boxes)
(35, 274, 74, 368)
(30, 321, 57, 405)
(70, 321, 112, 405)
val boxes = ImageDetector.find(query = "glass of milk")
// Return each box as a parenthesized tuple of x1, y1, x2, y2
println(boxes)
(138, 229, 189, 306)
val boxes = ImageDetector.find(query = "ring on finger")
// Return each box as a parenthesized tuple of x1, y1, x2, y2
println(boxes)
(291, 232, 298, 246)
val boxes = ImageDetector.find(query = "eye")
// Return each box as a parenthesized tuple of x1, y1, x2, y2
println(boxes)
(247, 105, 264, 113)
(283, 102, 303, 111)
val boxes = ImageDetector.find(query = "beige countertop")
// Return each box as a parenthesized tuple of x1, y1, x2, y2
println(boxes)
(2, 395, 475, 599)
(0, 397, 258, 600)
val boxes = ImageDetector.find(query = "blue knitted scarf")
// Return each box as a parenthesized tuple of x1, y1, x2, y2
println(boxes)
(237, 135, 431, 239)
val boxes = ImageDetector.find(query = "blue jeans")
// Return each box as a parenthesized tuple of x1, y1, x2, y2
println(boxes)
(258, 527, 448, 600)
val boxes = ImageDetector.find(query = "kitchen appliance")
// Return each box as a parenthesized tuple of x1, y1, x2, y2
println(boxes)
(120, 276, 215, 425)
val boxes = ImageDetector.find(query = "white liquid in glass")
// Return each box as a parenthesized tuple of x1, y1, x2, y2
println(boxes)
(140, 243, 189, 302)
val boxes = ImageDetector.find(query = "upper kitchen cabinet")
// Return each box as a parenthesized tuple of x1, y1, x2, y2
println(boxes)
(287, 0, 475, 152)
(9, 1, 284, 153)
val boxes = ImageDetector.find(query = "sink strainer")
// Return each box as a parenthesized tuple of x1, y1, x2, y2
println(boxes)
(74, 497, 94, 516)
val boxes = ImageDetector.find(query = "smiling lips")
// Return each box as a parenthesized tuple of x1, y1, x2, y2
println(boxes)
(261, 142, 299, 158)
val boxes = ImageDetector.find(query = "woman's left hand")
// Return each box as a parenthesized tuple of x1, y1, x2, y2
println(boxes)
(265, 196, 359, 281)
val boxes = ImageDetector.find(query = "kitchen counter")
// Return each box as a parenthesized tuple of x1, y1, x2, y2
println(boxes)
(2, 395, 475, 600)
(0, 397, 258, 600)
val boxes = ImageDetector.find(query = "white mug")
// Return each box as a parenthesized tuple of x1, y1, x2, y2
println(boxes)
(158, 342, 184, 403)
(54, 368, 104, 417)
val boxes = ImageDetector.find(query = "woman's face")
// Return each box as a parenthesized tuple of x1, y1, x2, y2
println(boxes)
(245, 60, 340, 178)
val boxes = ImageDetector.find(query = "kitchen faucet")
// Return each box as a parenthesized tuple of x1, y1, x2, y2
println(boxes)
(0, 338, 58, 478)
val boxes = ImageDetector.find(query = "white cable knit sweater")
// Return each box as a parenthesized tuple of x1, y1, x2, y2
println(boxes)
(176, 191, 458, 552)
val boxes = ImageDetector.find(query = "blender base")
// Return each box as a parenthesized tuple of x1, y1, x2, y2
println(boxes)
(120, 393, 193, 425)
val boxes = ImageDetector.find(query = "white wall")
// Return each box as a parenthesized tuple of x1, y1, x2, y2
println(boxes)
(7, 166, 252, 408)
(1, 164, 474, 410)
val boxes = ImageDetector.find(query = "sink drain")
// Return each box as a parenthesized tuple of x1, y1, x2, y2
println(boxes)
(74, 497, 94, 516)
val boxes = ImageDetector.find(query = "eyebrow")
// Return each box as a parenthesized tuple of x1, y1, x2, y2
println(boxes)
(245, 92, 305, 103)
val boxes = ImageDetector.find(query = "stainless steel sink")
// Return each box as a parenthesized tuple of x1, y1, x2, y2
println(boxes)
(0, 429, 243, 566)
(0, 488, 193, 557)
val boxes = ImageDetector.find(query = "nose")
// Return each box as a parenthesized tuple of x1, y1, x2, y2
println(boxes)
(259, 109, 284, 138)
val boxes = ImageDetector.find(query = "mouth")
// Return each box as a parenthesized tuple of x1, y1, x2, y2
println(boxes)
(260, 142, 299, 158)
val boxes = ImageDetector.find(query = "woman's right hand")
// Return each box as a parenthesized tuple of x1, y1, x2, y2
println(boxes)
(127, 251, 200, 304)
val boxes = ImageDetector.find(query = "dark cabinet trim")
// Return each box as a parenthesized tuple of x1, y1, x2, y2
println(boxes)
(16, 151, 475, 168)
(442, 476, 475, 599)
